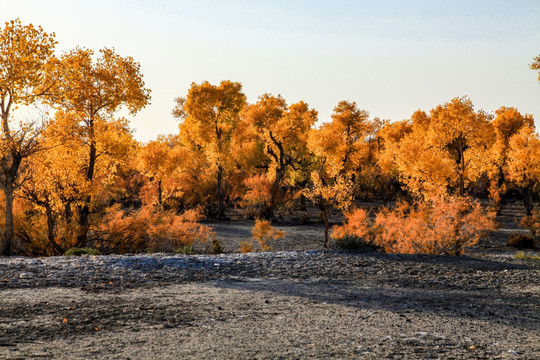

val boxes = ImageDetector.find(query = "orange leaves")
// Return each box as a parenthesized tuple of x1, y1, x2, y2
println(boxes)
(54, 47, 151, 117)
(95, 205, 214, 254)
(147, 208, 214, 253)
(530, 54, 540, 81)
(385, 97, 496, 198)
(0, 18, 57, 108)
(251, 219, 285, 252)
(240, 219, 285, 253)
(240, 174, 272, 216)
(331, 207, 371, 241)
(334, 198, 496, 255)
(507, 126, 540, 186)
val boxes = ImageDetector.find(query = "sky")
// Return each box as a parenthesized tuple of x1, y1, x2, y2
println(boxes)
(4, 0, 540, 142)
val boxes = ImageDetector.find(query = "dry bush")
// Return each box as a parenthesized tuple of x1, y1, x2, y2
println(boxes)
(508, 233, 537, 249)
(239, 240, 254, 253)
(148, 208, 214, 253)
(373, 198, 496, 255)
(240, 219, 285, 252)
(94, 204, 149, 253)
(252, 219, 285, 252)
(93, 205, 214, 253)
(332, 197, 495, 255)
(332, 207, 372, 241)
(519, 211, 540, 236)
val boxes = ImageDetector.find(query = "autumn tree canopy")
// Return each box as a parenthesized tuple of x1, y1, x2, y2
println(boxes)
(241, 94, 317, 219)
(51, 47, 151, 247)
(0, 19, 57, 255)
(173, 80, 246, 219)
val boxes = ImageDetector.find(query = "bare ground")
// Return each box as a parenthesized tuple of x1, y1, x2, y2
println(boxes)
(0, 202, 539, 359)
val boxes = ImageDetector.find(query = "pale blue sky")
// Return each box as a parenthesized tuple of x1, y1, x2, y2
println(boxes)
(5, 0, 540, 141)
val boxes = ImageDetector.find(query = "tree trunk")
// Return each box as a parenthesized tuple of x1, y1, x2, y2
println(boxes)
(320, 204, 329, 248)
(76, 138, 97, 247)
(262, 170, 285, 220)
(216, 164, 225, 219)
(157, 180, 163, 208)
(45, 203, 62, 255)
(299, 191, 307, 212)
(1, 188, 14, 255)
(523, 185, 534, 217)
(458, 147, 465, 196)
(0, 153, 22, 256)
(76, 201, 91, 248)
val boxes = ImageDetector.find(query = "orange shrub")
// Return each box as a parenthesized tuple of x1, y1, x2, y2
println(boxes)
(519, 210, 540, 236)
(373, 198, 496, 255)
(332, 197, 495, 255)
(148, 208, 214, 253)
(242, 219, 285, 252)
(252, 219, 285, 252)
(239, 241, 254, 253)
(93, 204, 149, 253)
(93, 205, 214, 253)
(331, 207, 372, 241)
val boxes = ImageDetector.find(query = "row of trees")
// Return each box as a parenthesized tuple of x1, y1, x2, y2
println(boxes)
(0, 19, 539, 255)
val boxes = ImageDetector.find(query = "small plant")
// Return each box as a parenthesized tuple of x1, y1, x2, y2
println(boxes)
(252, 219, 285, 252)
(175, 246, 197, 255)
(208, 238, 224, 254)
(508, 234, 537, 249)
(239, 241, 254, 253)
(514, 251, 540, 261)
(334, 235, 366, 250)
(64, 247, 101, 256)
(332, 207, 372, 248)
(519, 211, 540, 236)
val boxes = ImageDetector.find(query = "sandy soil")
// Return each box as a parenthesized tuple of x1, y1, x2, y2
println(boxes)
(0, 202, 539, 359)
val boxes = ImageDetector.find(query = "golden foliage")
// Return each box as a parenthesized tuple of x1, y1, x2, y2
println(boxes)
(388, 97, 495, 198)
(331, 207, 371, 241)
(240, 173, 272, 217)
(531, 54, 540, 82)
(251, 219, 285, 252)
(374, 198, 496, 255)
(507, 126, 540, 187)
(519, 209, 540, 237)
(95, 205, 214, 254)
(333, 198, 495, 255)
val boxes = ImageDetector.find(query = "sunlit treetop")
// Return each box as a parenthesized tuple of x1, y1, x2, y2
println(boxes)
(0, 19, 57, 108)
(531, 54, 540, 82)
(52, 47, 151, 118)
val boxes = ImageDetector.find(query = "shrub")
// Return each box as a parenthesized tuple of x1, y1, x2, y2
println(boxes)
(372, 197, 496, 255)
(508, 234, 537, 249)
(207, 238, 224, 254)
(332, 197, 496, 255)
(519, 211, 540, 236)
(514, 251, 540, 260)
(239, 241, 254, 253)
(175, 246, 197, 255)
(240, 174, 272, 218)
(252, 219, 285, 252)
(92, 205, 215, 254)
(334, 235, 366, 250)
(64, 247, 101, 256)
(332, 207, 373, 249)
(148, 208, 214, 253)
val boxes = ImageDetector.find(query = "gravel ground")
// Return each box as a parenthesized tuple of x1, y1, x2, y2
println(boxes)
(0, 202, 539, 359)
(1, 248, 539, 359)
